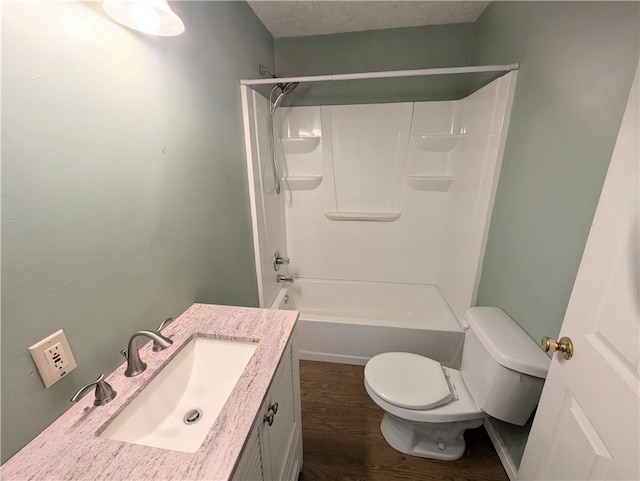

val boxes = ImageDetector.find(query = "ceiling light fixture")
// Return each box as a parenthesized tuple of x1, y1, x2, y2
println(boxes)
(103, 0, 184, 36)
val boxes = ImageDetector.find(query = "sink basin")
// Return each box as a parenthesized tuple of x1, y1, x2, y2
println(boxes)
(100, 336, 257, 453)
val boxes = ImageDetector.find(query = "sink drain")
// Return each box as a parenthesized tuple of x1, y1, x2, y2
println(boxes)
(184, 409, 203, 425)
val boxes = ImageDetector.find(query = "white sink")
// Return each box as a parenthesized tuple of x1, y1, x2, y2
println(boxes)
(100, 337, 257, 453)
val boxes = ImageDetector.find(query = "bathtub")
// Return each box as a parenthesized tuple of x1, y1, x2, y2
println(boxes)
(270, 278, 465, 366)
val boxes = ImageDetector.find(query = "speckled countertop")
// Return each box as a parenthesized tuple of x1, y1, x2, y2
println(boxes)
(1, 303, 299, 481)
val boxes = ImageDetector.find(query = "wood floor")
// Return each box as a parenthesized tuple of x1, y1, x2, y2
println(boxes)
(298, 360, 509, 481)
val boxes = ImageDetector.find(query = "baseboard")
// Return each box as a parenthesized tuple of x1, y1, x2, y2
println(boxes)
(484, 419, 518, 481)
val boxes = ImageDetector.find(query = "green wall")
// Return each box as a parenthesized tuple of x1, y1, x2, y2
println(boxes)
(275, 24, 477, 104)
(473, 1, 639, 344)
(472, 1, 638, 469)
(1, 1, 272, 462)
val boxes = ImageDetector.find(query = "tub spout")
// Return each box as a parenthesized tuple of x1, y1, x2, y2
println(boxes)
(277, 275, 294, 283)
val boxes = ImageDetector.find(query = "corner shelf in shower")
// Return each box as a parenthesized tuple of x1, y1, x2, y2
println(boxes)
(324, 211, 401, 222)
(407, 175, 454, 192)
(283, 176, 323, 190)
(412, 134, 461, 152)
(280, 137, 321, 155)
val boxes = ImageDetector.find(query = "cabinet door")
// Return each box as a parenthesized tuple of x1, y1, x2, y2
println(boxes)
(231, 420, 264, 481)
(261, 343, 302, 481)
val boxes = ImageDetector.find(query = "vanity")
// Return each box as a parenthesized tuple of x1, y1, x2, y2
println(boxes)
(0, 304, 302, 480)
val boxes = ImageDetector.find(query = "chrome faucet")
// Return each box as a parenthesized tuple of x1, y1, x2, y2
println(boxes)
(277, 274, 294, 283)
(121, 330, 173, 377)
(70, 374, 116, 406)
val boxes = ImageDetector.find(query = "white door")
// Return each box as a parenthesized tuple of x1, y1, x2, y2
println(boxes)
(518, 63, 639, 480)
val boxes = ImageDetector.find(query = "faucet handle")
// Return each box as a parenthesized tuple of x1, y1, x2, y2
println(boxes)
(70, 374, 116, 406)
(273, 250, 290, 271)
(153, 318, 173, 352)
(157, 317, 173, 331)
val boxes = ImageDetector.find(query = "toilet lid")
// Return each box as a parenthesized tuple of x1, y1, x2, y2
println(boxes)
(364, 352, 453, 410)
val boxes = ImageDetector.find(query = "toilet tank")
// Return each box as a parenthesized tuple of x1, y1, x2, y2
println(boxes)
(461, 307, 551, 426)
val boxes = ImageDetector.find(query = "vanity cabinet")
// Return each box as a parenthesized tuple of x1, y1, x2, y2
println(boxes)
(233, 422, 264, 480)
(232, 335, 303, 481)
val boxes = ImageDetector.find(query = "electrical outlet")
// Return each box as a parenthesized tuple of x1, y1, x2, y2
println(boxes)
(45, 343, 67, 372)
(29, 330, 78, 388)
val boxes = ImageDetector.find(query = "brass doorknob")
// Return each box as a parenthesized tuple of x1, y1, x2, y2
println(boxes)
(541, 336, 574, 360)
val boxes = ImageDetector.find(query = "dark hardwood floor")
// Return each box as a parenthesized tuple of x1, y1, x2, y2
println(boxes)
(299, 360, 509, 481)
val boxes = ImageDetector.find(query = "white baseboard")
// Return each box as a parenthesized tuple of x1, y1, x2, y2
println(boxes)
(484, 419, 518, 481)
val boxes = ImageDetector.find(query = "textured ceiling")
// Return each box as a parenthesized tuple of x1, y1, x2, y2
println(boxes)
(247, 1, 490, 38)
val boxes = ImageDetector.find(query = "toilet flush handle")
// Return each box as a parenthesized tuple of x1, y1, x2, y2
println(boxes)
(541, 336, 574, 360)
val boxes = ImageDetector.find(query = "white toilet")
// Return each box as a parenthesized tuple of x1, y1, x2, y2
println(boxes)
(364, 306, 550, 461)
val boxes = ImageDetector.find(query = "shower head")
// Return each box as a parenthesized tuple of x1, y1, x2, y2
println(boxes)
(260, 64, 297, 94)
(260, 62, 300, 113)
(270, 82, 299, 115)
(281, 82, 299, 95)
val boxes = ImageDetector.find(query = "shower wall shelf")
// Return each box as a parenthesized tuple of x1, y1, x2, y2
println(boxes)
(412, 134, 461, 152)
(280, 137, 321, 155)
(283, 176, 323, 190)
(407, 175, 454, 192)
(324, 211, 401, 222)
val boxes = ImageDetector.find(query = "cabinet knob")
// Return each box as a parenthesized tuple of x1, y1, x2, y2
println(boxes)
(263, 401, 279, 426)
(263, 411, 274, 426)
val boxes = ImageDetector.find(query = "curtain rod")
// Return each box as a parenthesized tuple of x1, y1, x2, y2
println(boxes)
(240, 63, 519, 86)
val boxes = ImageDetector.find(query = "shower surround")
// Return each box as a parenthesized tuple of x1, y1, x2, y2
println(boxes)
(241, 72, 517, 364)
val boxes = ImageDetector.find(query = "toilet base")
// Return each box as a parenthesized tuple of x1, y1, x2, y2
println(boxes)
(380, 413, 483, 461)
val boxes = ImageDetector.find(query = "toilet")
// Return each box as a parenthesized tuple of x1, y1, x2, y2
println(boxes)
(364, 306, 550, 461)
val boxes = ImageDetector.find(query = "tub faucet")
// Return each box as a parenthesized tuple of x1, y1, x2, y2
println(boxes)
(277, 274, 294, 283)
(273, 250, 290, 271)
(121, 330, 173, 377)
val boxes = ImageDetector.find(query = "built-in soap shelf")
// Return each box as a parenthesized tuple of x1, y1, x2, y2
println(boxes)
(280, 137, 321, 155)
(412, 134, 461, 152)
(407, 175, 454, 192)
(283, 176, 323, 190)
(324, 211, 401, 222)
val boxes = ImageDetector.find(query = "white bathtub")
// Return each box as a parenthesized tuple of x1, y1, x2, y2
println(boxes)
(270, 278, 465, 366)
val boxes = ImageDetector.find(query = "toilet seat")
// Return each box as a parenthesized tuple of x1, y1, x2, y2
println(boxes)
(364, 353, 484, 423)
(364, 352, 453, 409)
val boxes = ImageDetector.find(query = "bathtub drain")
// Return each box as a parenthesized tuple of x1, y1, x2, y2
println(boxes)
(184, 409, 203, 425)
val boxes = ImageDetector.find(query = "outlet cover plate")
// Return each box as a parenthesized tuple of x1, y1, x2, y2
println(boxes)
(29, 329, 78, 388)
